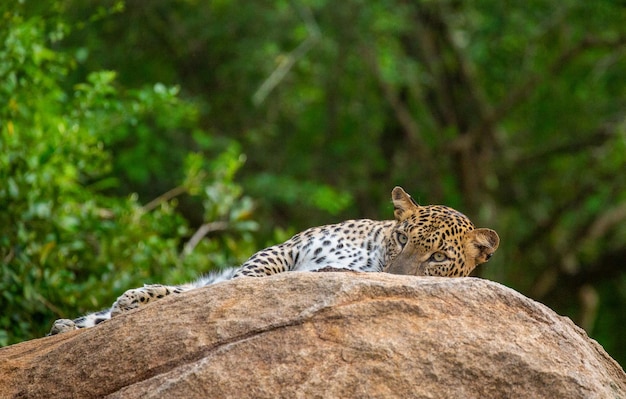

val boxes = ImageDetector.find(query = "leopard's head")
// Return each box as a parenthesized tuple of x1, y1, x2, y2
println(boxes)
(384, 187, 499, 277)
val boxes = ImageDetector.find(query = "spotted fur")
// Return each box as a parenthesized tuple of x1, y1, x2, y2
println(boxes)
(48, 187, 499, 335)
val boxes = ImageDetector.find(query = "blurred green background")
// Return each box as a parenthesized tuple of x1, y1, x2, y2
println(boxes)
(1, 1, 625, 366)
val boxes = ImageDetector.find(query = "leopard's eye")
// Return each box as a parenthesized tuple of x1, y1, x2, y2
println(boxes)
(430, 252, 447, 262)
(397, 232, 408, 246)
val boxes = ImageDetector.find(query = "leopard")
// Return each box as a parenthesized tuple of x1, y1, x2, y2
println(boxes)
(48, 186, 499, 335)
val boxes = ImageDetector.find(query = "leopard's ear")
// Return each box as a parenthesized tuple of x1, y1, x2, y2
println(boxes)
(392, 186, 419, 221)
(465, 228, 500, 265)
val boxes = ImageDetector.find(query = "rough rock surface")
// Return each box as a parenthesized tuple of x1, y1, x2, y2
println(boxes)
(1, 273, 624, 398)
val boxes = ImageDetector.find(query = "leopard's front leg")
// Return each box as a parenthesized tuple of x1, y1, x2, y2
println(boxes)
(110, 284, 189, 317)
(48, 284, 191, 335)
(48, 308, 112, 335)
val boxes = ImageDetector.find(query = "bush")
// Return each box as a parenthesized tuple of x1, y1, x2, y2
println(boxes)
(0, 7, 256, 344)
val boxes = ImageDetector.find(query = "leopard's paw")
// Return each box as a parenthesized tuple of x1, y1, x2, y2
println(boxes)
(48, 319, 77, 336)
(110, 284, 177, 317)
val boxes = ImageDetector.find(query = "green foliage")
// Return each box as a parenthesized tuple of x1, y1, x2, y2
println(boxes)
(0, 6, 256, 344)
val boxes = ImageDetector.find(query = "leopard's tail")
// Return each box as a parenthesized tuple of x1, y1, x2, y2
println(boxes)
(191, 266, 240, 287)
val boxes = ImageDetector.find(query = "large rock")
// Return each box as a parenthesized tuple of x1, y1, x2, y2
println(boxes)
(1, 273, 624, 398)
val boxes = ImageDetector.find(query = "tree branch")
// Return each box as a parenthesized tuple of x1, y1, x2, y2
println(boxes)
(361, 44, 446, 200)
(481, 35, 626, 131)
(361, 47, 425, 151)
(3, 247, 14, 264)
(527, 180, 625, 299)
(180, 221, 230, 258)
(586, 203, 626, 241)
(252, 0, 320, 105)
(142, 185, 187, 212)
(510, 122, 617, 168)
(36, 292, 65, 317)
